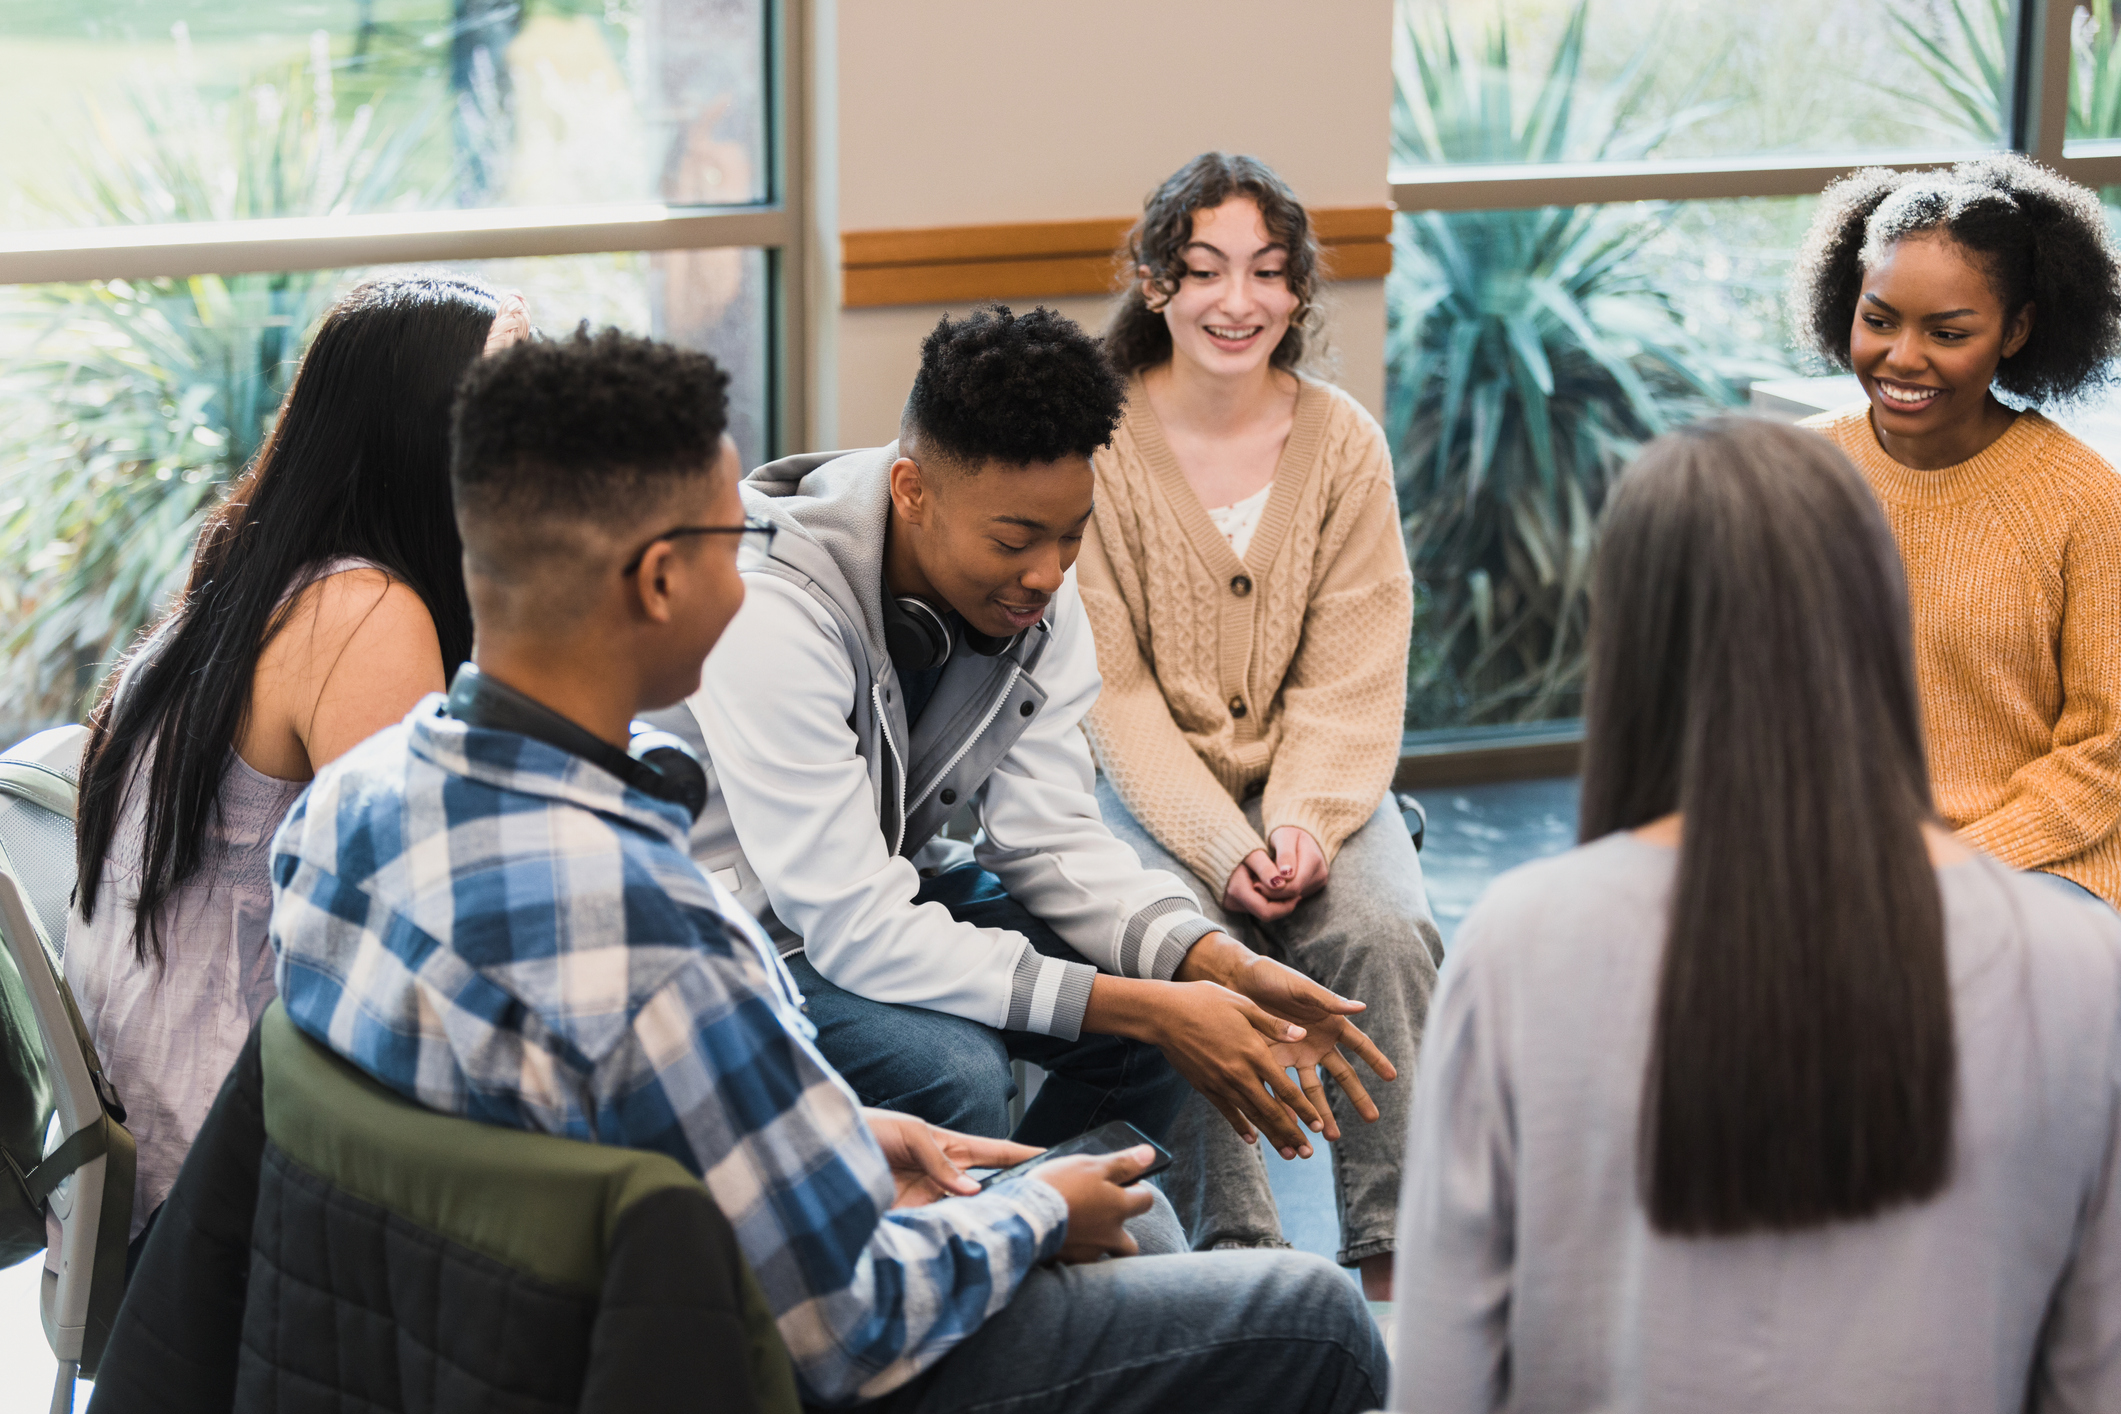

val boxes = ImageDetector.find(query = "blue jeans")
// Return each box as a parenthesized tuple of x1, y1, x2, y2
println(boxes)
(836, 1249, 1388, 1414)
(783, 865, 1190, 1149)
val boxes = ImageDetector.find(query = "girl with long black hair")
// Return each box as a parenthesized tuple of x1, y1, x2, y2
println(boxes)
(64, 273, 527, 1254)
(1390, 417, 2121, 1412)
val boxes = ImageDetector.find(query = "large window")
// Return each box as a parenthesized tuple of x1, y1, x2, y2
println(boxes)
(1389, 0, 2116, 730)
(0, 0, 806, 746)
(0, 0, 768, 229)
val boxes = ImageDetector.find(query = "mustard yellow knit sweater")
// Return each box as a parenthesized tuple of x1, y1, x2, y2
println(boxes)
(1806, 405, 2121, 904)
(1080, 376, 1413, 891)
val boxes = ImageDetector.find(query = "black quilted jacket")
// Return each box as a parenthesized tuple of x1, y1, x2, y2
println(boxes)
(89, 1024, 793, 1414)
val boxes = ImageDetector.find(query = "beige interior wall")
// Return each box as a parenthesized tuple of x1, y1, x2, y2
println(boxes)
(821, 0, 1396, 447)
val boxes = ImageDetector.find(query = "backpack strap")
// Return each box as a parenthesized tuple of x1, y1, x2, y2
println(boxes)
(0, 757, 78, 821)
(5, 1119, 109, 1208)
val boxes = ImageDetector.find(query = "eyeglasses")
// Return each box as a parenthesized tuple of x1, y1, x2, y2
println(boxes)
(620, 517, 777, 575)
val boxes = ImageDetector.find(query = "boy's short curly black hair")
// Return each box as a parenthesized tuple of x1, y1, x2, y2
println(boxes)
(451, 324, 731, 538)
(1790, 154, 2121, 404)
(902, 305, 1127, 468)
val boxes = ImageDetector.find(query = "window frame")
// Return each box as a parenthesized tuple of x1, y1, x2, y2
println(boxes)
(0, 0, 817, 455)
(1384, 0, 2104, 763)
(1388, 0, 2107, 213)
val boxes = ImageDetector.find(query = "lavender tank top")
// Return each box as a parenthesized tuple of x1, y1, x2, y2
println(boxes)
(61, 557, 379, 1237)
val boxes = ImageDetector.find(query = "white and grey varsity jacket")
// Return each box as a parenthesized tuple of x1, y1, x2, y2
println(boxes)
(650, 442, 1219, 1041)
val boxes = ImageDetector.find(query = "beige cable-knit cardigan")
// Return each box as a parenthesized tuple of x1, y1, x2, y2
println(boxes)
(1080, 375, 1413, 891)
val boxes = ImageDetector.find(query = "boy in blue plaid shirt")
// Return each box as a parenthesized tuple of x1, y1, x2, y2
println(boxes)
(269, 328, 1386, 1411)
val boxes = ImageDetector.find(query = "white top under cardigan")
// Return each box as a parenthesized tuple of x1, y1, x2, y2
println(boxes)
(1205, 480, 1274, 560)
(1392, 833, 2121, 1414)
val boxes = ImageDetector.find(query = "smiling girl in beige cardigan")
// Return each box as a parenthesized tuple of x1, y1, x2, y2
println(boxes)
(1081, 153, 1442, 1299)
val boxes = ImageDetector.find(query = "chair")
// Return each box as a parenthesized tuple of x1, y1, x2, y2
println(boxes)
(94, 1002, 800, 1414)
(0, 725, 134, 1414)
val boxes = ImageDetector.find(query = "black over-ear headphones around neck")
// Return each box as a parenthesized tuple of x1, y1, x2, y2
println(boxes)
(880, 595, 1023, 672)
(882, 595, 954, 672)
(444, 664, 709, 822)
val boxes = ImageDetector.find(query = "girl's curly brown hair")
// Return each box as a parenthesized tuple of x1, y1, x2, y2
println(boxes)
(1104, 152, 1324, 377)
(1790, 154, 2121, 405)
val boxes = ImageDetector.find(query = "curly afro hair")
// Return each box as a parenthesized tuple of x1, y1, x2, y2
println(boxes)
(902, 304, 1126, 468)
(451, 323, 731, 529)
(1789, 154, 2121, 405)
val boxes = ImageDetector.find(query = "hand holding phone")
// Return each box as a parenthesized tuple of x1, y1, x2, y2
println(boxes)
(1028, 1147, 1160, 1263)
(972, 1120, 1172, 1191)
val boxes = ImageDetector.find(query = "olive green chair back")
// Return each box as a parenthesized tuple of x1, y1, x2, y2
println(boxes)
(259, 1003, 799, 1413)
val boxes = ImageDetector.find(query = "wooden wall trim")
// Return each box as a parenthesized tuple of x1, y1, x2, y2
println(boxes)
(1392, 721, 1584, 791)
(841, 204, 1395, 309)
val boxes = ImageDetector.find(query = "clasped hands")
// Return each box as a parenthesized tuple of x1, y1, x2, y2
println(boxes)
(1223, 824, 1328, 922)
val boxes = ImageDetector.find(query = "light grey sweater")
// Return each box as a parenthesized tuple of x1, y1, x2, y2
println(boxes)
(1392, 833, 2121, 1414)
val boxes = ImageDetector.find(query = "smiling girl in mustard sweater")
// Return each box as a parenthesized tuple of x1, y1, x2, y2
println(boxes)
(1793, 155, 2121, 908)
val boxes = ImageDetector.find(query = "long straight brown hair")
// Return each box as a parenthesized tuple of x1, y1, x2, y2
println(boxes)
(1580, 416, 1953, 1235)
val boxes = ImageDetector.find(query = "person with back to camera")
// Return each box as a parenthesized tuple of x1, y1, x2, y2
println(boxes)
(268, 327, 1391, 1412)
(1082, 150, 1441, 1296)
(1792, 154, 2121, 909)
(1389, 416, 2121, 1413)
(63, 274, 529, 1268)
(657, 303, 1395, 1177)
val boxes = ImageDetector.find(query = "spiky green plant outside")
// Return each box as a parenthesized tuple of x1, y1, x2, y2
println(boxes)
(1388, 1, 1758, 727)
(0, 36, 440, 733)
(2075, 0, 2121, 143)
(1888, 0, 2121, 146)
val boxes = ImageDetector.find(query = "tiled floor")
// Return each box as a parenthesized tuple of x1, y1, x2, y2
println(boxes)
(0, 776, 1583, 1408)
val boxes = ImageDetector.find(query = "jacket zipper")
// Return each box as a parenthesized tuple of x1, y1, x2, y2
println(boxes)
(873, 681, 909, 856)
(907, 663, 1023, 821)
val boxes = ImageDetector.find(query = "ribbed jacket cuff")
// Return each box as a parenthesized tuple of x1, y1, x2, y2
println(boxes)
(1005, 947, 1097, 1040)
(1152, 914, 1220, 980)
(1198, 821, 1270, 899)
(1115, 898, 1219, 981)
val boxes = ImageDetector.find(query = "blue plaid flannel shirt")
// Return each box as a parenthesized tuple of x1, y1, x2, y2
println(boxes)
(269, 699, 1068, 1405)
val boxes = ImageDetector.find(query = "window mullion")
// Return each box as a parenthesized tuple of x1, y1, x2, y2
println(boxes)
(0, 206, 796, 287)
(2008, 0, 2073, 162)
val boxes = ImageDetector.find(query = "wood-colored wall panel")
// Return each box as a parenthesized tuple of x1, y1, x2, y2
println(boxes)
(842, 255, 1121, 308)
(842, 204, 1396, 308)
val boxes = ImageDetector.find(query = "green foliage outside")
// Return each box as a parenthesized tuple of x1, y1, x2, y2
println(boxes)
(1889, 0, 2121, 146)
(0, 39, 444, 730)
(1388, 1, 1779, 727)
(0, 0, 659, 743)
(1384, 0, 2080, 730)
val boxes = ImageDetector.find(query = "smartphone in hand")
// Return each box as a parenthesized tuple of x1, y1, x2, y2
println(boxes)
(968, 1120, 1173, 1191)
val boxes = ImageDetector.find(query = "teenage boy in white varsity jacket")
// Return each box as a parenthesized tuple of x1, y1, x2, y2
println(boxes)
(654, 305, 1392, 1167)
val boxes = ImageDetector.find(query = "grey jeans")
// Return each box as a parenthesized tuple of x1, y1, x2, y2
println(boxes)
(1097, 778, 1442, 1266)
(840, 1249, 1388, 1414)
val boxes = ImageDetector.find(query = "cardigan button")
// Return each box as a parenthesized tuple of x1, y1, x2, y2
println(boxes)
(940, 788, 957, 806)
(1230, 574, 1253, 597)
(1228, 695, 1248, 719)
(1020, 700, 1035, 717)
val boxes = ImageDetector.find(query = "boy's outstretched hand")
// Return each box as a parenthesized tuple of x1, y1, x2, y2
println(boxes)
(1174, 934, 1398, 1144)
(863, 1108, 1042, 1209)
